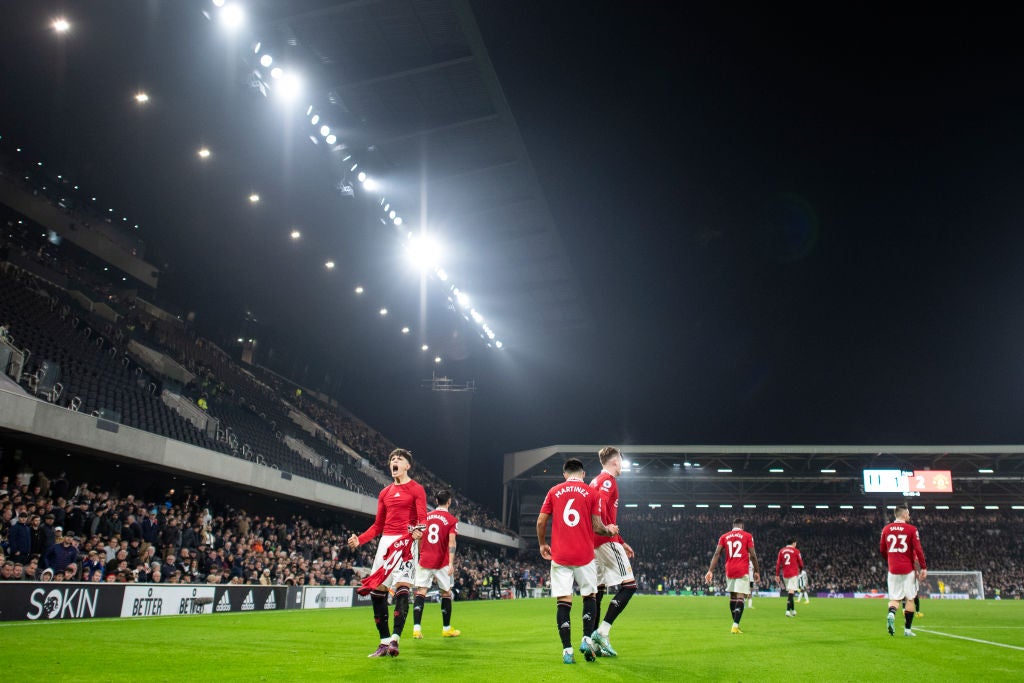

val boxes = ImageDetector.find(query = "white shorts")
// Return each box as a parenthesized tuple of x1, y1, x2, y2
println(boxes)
(371, 534, 417, 590)
(783, 576, 799, 593)
(414, 565, 453, 592)
(726, 577, 751, 595)
(550, 560, 598, 598)
(595, 542, 635, 587)
(887, 572, 918, 601)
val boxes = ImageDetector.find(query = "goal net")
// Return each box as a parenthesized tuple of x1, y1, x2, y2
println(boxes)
(923, 571, 984, 600)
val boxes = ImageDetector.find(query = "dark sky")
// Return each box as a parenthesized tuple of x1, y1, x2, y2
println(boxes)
(3, 1, 1024, 495)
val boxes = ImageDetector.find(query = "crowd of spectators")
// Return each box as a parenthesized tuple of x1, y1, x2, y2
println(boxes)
(620, 507, 1024, 599)
(0, 468, 538, 598)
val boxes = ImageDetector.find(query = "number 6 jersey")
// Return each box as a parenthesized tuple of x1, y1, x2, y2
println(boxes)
(540, 479, 602, 566)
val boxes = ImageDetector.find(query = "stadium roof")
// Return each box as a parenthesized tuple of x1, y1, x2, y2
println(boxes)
(254, 0, 588, 342)
(504, 445, 1024, 517)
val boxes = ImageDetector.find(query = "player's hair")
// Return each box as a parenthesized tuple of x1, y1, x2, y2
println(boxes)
(732, 517, 744, 528)
(563, 458, 585, 475)
(787, 537, 797, 546)
(598, 446, 621, 465)
(389, 448, 413, 466)
(894, 504, 909, 517)
(435, 489, 451, 506)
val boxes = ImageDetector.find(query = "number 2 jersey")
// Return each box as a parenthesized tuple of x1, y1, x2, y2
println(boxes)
(716, 528, 756, 579)
(419, 508, 458, 570)
(540, 479, 602, 566)
(879, 520, 926, 575)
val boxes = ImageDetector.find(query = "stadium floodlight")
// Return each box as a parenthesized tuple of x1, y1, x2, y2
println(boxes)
(1012, 505, 1024, 510)
(401, 326, 410, 334)
(213, 0, 226, 6)
(354, 286, 364, 294)
(393, 216, 402, 226)
(862, 505, 876, 509)
(405, 234, 442, 271)
(961, 505, 975, 509)
(792, 504, 805, 509)
(320, 125, 330, 137)
(311, 114, 320, 125)
(815, 505, 829, 509)
(624, 504, 638, 508)
(248, 193, 260, 203)
(270, 67, 283, 80)
(671, 504, 686, 508)
(219, 3, 244, 28)
(840, 505, 854, 509)
(325, 134, 337, 145)
(379, 308, 388, 316)
(325, 260, 335, 269)
(767, 504, 781, 509)
(454, 290, 470, 308)
(434, 356, 441, 364)
(237, 337, 243, 342)
(769, 468, 784, 473)
(134, 92, 150, 103)
(389, 210, 396, 220)
(717, 468, 732, 473)
(978, 468, 994, 473)
(911, 505, 925, 509)
(470, 309, 484, 324)
(357, 171, 367, 183)
(260, 54, 273, 67)
(495, 340, 504, 348)
(695, 504, 709, 508)
(53, 18, 71, 32)
(718, 504, 732, 508)
(820, 468, 836, 473)
(289, 229, 300, 239)
(421, 344, 429, 351)
(436, 268, 448, 282)
(743, 504, 756, 508)
(649, 504, 661, 508)
(197, 147, 211, 159)
(936, 505, 950, 509)
(363, 177, 379, 192)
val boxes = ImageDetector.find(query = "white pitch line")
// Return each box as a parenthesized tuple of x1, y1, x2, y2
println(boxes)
(914, 628, 1024, 651)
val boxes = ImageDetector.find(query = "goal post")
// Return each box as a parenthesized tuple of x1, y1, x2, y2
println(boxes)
(923, 571, 984, 600)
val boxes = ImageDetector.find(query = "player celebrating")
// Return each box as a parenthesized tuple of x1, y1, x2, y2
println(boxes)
(705, 517, 760, 634)
(880, 504, 926, 637)
(775, 538, 804, 617)
(589, 446, 636, 657)
(412, 489, 460, 639)
(348, 449, 427, 657)
(537, 458, 618, 664)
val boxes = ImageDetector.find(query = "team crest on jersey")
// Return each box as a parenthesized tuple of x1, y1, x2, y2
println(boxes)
(602, 480, 612, 490)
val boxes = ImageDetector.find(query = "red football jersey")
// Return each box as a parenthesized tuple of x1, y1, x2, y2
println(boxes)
(540, 479, 601, 566)
(419, 508, 458, 570)
(590, 470, 623, 548)
(357, 479, 427, 545)
(776, 546, 804, 579)
(879, 521, 926, 575)
(717, 528, 756, 579)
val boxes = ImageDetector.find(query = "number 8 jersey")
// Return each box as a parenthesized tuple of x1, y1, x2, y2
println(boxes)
(419, 508, 458, 570)
(540, 479, 602, 566)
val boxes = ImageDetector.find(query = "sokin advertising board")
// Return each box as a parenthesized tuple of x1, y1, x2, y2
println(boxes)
(0, 582, 124, 622)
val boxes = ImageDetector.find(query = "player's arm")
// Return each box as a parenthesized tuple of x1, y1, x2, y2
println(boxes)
(349, 494, 386, 549)
(705, 545, 723, 583)
(536, 512, 551, 560)
(410, 486, 428, 541)
(621, 540, 634, 558)
(749, 548, 761, 584)
(446, 533, 457, 573)
(879, 531, 887, 557)
(591, 513, 617, 537)
(913, 531, 927, 579)
(775, 551, 782, 584)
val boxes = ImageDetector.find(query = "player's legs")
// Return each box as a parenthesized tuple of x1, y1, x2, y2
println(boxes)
(551, 563, 577, 663)
(574, 562, 599, 662)
(591, 542, 634, 655)
(412, 586, 427, 637)
(784, 575, 799, 615)
(725, 577, 750, 631)
(886, 572, 916, 636)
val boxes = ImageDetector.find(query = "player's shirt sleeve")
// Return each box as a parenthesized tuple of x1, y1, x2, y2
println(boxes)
(540, 490, 553, 516)
(414, 482, 428, 528)
(358, 487, 389, 545)
(775, 549, 783, 576)
(912, 527, 926, 570)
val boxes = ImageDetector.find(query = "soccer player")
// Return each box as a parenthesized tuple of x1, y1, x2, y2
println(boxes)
(537, 458, 618, 664)
(412, 489, 460, 639)
(880, 504, 926, 637)
(705, 517, 760, 633)
(797, 568, 810, 604)
(747, 559, 757, 609)
(348, 449, 427, 657)
(589, 446, 636, 657)
(775, 538, 804, 617)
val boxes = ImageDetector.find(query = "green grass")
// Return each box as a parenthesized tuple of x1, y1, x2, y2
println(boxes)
(1, 595, 1021, 681)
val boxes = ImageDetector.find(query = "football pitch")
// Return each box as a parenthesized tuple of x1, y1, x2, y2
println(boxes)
(1, 595, 1021, 681)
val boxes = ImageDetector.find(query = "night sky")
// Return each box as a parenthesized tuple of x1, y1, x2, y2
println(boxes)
(2, 2, 1024, 505)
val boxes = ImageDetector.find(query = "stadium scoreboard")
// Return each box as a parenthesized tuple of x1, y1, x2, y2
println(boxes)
(862, 469, 953, 495)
